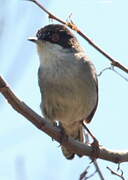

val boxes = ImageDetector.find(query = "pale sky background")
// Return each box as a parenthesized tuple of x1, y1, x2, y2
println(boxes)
(0, 0, 128, 180)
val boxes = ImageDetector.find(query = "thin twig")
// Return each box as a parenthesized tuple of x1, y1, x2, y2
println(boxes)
(86, 170, 97, 180)
(25, 0, 66, 24)
(80, 160, 105, 180)
(79, 165, 97, 180)
(93, 160, 105, 180)
(107, 166, 125, 180)
(111, 66, 128, 82)
(79, 165, 90, 180)
(26, 0, 128, 74)
(97, 66, 112, 76)
(98, 65, 128, 82)
(82, 128, 104, 179)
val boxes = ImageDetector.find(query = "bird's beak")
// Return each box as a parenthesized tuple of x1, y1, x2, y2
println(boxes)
(28, 37, 38, 43)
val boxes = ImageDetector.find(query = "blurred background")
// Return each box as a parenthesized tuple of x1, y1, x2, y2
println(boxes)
(0, 0, 128, 179)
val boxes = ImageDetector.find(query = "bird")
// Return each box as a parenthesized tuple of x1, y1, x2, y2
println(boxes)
(28, 24, 98, 159)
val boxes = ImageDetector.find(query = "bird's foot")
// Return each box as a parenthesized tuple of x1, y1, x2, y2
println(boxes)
(82, 122, 100, 160)
(53, 121, 68, 144)
(91, 138, 100, 161)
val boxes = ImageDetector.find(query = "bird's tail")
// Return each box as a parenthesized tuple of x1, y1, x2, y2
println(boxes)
(61, 124, 84, 159)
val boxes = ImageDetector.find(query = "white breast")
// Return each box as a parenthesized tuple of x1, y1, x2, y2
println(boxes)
(37, 40, 98, 125)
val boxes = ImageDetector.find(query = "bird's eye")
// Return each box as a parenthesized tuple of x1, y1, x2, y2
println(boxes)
(51, 33, 60, 42)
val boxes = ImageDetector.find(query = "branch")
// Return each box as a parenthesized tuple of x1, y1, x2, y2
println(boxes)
(107, 166, 125, 180)
(80, 160, 105, 180)
(26, 0, 128, 74)
(93, 161, 105, 180)
(1, 75, 128, 163)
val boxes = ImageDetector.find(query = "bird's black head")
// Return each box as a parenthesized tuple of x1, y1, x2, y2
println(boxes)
(36, 24, 78, 49)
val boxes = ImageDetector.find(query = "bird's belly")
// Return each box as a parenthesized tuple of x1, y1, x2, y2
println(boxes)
(41, 80, 97, 124)
(39, 59, 97, 124)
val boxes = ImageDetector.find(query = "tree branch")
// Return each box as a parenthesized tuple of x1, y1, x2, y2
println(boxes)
(0, 75, 128, 163)
(107, 166, 125, 180)
(26, 0, 128, 74)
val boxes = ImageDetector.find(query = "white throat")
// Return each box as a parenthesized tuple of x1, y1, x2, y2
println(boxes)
(36, 40, 85, 69)
(37, 41, 69, 66)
